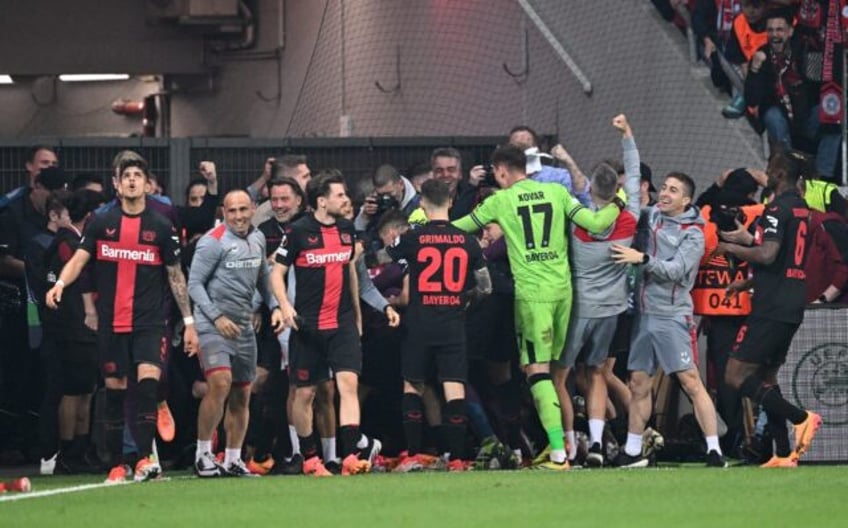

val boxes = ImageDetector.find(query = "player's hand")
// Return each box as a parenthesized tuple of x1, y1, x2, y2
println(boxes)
(751, 51, 767, 71)
(277, 304, 299, 331)
(45, 283, 63, 309)
(184, 324, 199, 357)
(84, 311, 98, 332)
(611, 114, 631, 136)
(262, 157, 276, 180)
(214, 315, 242, 339)
(362, 194, 379, 217)
(610, 243, 644, 265)
(385, 306, 401, 327)
(703, 37, 716, 59)
(198, 161, 217, 182)
(719, 221, 753, 245)
(550, 144, 574, 164)
(725, 279, 749, 298)
(252, 311, 262, 334)
(469, 165, 486, 187)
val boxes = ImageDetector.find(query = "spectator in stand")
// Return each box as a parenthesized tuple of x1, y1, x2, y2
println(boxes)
(178, 162, 220, 271)
(745, 8, 842, 179)
(692, 0, 742, 84)
(722, 0, 769, 118)
(71, 173, 105, 194)
(251, 155, 312, 227)
(407, 163, 434, 193)
(803, 185, 848, 304)
(41, 190, 103, 473)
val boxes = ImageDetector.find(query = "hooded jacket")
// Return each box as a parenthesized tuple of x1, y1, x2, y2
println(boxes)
(637, 205, 706, 318)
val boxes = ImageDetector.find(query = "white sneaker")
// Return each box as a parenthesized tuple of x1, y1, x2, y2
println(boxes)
(194, 451, 224, 478)
(40, 454, 57, 475)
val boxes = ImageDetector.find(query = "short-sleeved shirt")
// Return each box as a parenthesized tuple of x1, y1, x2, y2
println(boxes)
(79, 206, 180, 333)
(453, 178, 619, 302)
(274, 215, 356, 331)
(750, 190, 809, 324)
(258, 217, 286, 257)
(386, 220, 486, 338)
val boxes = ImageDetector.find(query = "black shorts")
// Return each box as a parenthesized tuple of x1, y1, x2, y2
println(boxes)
(465, 295, 517, 363)
(59, 340, 98, 395)
(361, 327, 403, 389)
(288, 322, 361, 386)
(402, 329, 467, 384)
(730, 315, 801, 367)
(98, 326, 167, 379)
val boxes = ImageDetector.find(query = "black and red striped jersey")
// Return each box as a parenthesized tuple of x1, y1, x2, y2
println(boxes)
(274, 214, 356, 331)
(79, 206, 180, 333)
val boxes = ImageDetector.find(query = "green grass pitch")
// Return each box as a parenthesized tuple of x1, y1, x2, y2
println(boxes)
(3, 466, 847, 527)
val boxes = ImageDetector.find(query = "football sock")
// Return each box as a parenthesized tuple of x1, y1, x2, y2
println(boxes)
(104, 389, 126, 465)
(321, 437, 337, 462)
(766, 411, 792, 457)
(288, 425, 301, 457)
(528, 374, 565, 455)
(588, 419, 605, 447)
(740, 377, 806, 424)
(402, 393, 424, 456)
(705, 435, 722, 455)
(299, 434, 319, 460)
(196, 440, 212, 461)
(443, 399, 468, 461)
(339, 424, 361, 459)
(624, 432, 642, 457)
(135, 379, 158, 459)
(565, 430, 577, 460)
(224, 448, 242, 467)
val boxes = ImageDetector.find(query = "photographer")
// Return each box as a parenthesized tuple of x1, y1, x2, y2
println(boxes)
(693, 167, 764, 453)
(354, 164, 420, 245)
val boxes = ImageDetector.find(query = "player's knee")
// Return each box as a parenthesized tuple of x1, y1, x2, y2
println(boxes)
(628, 373, 651, 398)
(206, 370, 233, 396)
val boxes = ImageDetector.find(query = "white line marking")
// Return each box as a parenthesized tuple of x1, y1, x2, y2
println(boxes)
(0, 476, 186, 503)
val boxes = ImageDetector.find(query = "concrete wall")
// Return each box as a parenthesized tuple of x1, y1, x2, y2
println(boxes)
(0, 0, 766, 192)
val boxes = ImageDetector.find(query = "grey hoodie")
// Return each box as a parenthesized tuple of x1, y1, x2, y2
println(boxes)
(636, 205, 705, 318)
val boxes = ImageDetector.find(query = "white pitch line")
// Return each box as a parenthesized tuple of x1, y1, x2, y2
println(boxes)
(0, 476, 186, 503)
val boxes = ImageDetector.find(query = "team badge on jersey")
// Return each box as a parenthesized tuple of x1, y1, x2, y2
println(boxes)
(141, 230, 156, 242)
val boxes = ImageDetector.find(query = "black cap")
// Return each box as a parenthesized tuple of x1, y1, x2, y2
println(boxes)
(724, 168, 758, 196)
(640, 162, 656, 192)
(36, 166, 69, 191)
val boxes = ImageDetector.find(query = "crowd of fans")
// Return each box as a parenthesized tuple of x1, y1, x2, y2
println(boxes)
(655, 0, 844, 182)
(0, 0, 843, 480)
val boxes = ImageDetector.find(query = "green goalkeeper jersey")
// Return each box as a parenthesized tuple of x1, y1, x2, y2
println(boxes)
(453, 178, 620, 302)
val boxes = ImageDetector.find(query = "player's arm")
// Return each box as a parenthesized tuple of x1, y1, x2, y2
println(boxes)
(254, 235, 280, 312)
(166, 263, 199, 354)
(45, 248, 92, 309)
(348, 261, 363, 336)
(613, 227, 705, 281)
(719, 206, 786, 265)
(565, 192, 620, 234)
(453, 193, 500, 233)
(614, 114, 642, 219)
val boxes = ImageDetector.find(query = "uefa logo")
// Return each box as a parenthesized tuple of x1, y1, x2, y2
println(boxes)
(792, 343, 848, 426)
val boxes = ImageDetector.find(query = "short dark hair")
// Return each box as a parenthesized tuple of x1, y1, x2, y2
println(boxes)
(375, 208, 409, 235)
(420, 178, 452, 208)
(491, 144, 526, 173)
(768, 150, 804, 186)
(430, 147, 462, 169)
(307, 170, 346, 210)
(372, 164, 401, 188)
(508, 125, 540, 147)
(267, 176, 306, 207)
(29, 145, 56, 163)
(71, 172, 102, 191)
(665, 171, 696, 198)
(765, 7, 793, 26)
(276, 154, 307, 169)
(590, 163, 618, 201)
(45, 190, 70, 217)
(408, 162, 431, 179)
(119, 158, 149, 178)
(67, 189, 104, 223)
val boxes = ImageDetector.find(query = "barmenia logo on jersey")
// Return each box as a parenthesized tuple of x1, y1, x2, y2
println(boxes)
(97, 242, 161, 263)
(303, 251, 350, 265)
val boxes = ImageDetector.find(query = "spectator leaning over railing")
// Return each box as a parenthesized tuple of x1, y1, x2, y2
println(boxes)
(722, 0, 769, 118)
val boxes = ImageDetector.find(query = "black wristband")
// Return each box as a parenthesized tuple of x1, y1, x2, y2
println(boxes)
(642, 253, 649, 265)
